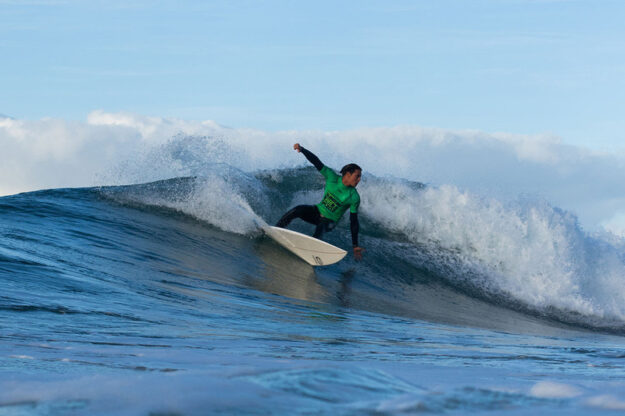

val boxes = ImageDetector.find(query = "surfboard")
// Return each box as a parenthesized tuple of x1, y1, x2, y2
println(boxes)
(263, 226, 347, 266)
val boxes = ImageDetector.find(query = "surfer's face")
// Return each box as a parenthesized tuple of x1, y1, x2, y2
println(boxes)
(342, 169, 362, 187)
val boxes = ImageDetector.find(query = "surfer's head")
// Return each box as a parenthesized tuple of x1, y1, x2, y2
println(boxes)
(341, 163, 362, 187)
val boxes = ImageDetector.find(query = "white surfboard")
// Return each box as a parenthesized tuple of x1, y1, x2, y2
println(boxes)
(263, 226, 347, 266)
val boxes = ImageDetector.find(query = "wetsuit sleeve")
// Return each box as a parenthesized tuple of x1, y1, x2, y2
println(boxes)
(300, 147, 324, 171)
(350, 213, 359, 246)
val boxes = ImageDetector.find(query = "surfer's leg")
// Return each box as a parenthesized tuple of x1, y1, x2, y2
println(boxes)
(313, 223, 323, 238)
(276, 205, 320, 228)
(313, 218, 336, 239)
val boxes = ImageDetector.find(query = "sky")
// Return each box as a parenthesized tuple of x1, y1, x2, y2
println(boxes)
(1, 0, 625, 149)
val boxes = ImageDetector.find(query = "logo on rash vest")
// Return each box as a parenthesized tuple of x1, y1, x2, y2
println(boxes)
(321, 193, 340, 213)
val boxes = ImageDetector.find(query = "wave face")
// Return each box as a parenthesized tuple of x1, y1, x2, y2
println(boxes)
(4, 165, 623, 334)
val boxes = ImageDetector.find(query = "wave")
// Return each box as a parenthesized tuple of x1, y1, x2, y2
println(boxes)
(359, 179, 625, 328)
(2, 118, 625, 332)
(92, 165, 625, 332)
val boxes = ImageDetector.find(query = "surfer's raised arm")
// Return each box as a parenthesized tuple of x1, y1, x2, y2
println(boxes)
(294, 143, 324, 171)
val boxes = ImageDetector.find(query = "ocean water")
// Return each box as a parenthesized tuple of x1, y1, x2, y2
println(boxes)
(2, 133, 625, 415)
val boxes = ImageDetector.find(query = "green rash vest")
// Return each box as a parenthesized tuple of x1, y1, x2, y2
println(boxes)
(316, 166, 360, 222)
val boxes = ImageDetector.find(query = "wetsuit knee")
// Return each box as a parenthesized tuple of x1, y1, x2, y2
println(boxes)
(313, 217, 336, 239)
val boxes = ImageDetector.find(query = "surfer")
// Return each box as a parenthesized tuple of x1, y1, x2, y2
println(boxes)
(276, 143, 365, 260)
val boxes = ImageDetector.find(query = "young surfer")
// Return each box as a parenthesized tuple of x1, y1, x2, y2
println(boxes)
(276, 143, 365, 261)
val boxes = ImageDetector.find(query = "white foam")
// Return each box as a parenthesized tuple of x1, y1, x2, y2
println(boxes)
(361, 179, 625, 322)
(140, 176, 264, 235)
(529, 381, 581, 398)
(586, 394, 625, 410)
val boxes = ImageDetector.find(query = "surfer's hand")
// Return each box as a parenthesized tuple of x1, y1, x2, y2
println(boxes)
(293, 143, 301, 152)
(353, 246, 364, 261)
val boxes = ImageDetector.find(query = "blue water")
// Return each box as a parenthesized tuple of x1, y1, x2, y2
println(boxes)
(2, 173, 625, 415)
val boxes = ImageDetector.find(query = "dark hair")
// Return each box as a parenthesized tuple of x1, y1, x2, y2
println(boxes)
(340, 163, 362, 176)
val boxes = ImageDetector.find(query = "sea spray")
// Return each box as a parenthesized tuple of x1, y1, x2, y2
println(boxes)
(360, 178, 625, 325)
(102, 173, 267, 236)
